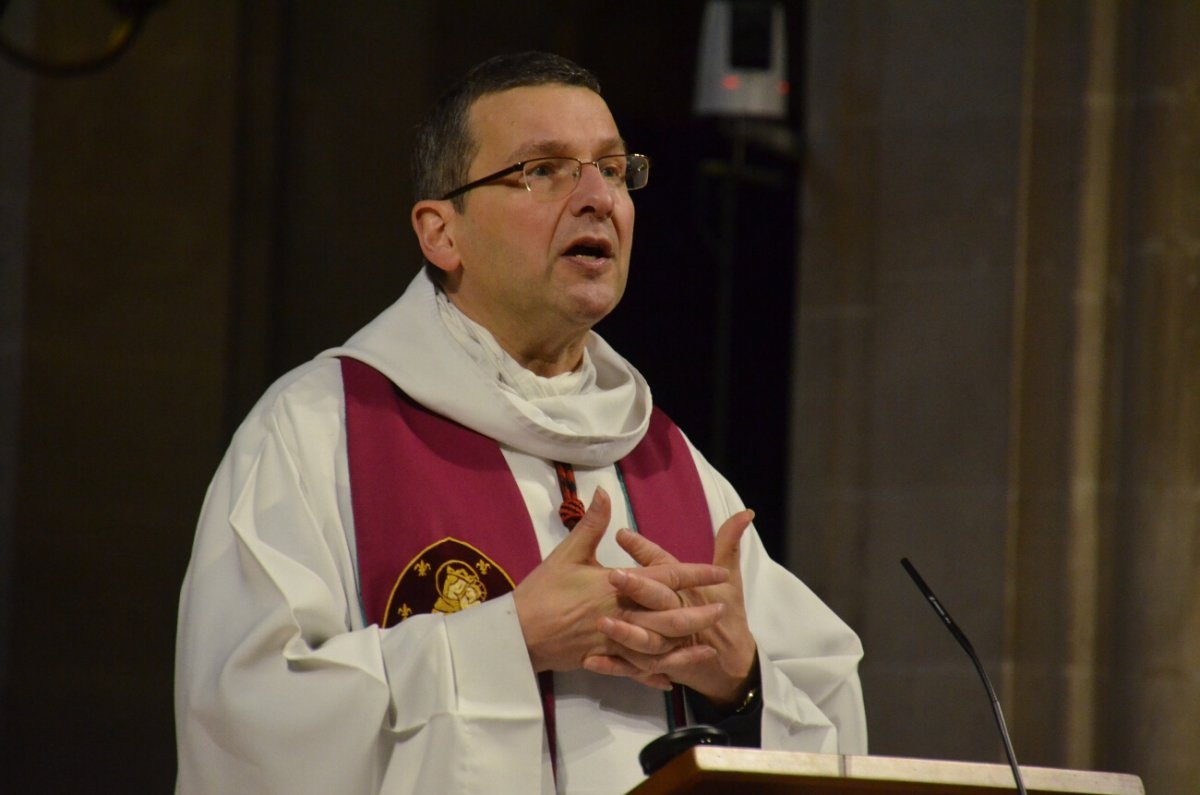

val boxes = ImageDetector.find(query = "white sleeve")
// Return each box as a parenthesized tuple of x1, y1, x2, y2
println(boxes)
(685, 441, 869, 755)
(174, 365, 549, 795)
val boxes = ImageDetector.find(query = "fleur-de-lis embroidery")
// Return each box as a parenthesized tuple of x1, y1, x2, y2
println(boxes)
(382, 538, 516, 630)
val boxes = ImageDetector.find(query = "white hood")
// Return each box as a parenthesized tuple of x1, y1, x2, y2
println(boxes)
(321, 269, 653, 467)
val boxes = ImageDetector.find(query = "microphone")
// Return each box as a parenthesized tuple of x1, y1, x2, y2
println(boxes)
(901, 557, 1027, 795)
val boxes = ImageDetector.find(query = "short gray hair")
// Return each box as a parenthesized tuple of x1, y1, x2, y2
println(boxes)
(411, 52, 602, 284)
(412, 51, 602, 209)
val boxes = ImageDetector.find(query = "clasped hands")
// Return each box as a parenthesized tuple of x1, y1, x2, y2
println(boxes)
(513, 487, 757, 707)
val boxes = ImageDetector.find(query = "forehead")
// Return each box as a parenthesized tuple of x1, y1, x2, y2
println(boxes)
(467, 84, 623, 166)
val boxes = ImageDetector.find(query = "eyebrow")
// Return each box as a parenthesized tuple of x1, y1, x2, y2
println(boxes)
(506, 137, 628, 163)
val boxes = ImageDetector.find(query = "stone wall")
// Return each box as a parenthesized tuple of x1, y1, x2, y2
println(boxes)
(791, 2, 1199, 791)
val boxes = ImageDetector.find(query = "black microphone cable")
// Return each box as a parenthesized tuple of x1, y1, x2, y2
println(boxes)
(901, 557, 1028, 795)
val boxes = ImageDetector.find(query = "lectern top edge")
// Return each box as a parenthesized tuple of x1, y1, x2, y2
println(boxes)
(628, 748, 1145, 795)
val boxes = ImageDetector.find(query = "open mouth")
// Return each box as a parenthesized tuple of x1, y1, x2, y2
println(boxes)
(563, 239, 614, 261)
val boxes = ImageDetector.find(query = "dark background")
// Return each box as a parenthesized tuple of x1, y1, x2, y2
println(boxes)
(0, 2, 806, 788)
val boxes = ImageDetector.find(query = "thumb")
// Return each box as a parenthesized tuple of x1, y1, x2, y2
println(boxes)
(547, 486, 611, 563)
(713, 509, 754, 571)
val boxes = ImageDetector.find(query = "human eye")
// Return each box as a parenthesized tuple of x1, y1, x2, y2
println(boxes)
(597, 155, 628, 183)
(525, 158, 569, 179)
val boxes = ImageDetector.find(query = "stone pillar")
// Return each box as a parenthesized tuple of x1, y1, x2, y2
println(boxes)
(1104, 4, 1200, 789)
(1007, 5, 1200, 791)
(792, 2, 1199, 791)
(792, 0, 1027, 763)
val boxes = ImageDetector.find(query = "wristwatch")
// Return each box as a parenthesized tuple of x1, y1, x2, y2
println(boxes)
(732, 682, 761, 715)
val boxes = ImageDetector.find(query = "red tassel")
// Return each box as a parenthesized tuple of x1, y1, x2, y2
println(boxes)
(554, 461, 586, 530)
(558, 495, 586, 529)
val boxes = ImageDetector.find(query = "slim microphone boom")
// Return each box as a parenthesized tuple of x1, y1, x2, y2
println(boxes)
(901, 557, 1028, 795)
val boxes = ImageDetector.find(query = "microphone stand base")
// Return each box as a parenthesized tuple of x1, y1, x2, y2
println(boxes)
(638, 725, 731, 776)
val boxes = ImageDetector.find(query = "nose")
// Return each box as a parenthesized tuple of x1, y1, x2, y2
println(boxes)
(567, 161, 616, 218)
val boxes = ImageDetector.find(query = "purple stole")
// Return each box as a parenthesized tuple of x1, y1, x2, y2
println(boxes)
(340, 357, 716, 628)
(341, 357, 716, 770)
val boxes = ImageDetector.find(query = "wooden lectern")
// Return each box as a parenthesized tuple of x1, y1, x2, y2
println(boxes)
(627, 748, 1145, 794)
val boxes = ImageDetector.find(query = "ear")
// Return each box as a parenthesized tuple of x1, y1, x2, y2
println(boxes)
(411, 199, 461, 274)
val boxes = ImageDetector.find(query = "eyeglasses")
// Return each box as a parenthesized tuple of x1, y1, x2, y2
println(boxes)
(440, 154, 651, 201)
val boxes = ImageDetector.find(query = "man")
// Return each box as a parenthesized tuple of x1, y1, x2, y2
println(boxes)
(175, 52, 866, 794)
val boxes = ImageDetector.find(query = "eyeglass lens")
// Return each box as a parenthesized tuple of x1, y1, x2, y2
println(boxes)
(522, 155, 648, 197)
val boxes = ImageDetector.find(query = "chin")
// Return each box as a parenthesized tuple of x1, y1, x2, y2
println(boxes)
(555, 265, 626, 322)
(566, 286, 622, 326)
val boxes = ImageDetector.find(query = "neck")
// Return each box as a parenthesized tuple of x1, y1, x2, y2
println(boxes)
(443, 290, 588, 377)
(492, 328, 587, 377)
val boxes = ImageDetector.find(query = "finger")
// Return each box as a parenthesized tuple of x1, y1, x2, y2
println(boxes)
(598, 605, 724, 651)
(608, 566, 727, 610)
(631, 671, 674, 691)
(601, 643, 719, 676)
(581, 655, 673, 690)
(713, 509, 754, 570)
(608, 569, 679, 611)
(653, 643, 719, 671)
(546, 487, 611, 563)
(584, 643, 718, 679)
(615, 527, 679, 567)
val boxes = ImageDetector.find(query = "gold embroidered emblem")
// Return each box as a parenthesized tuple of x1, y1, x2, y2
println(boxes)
(431, 561, 487, 613)
(382, 537, 514, 628)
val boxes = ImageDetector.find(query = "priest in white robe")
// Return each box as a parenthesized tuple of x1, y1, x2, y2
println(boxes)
(175, 51, 866, 795)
